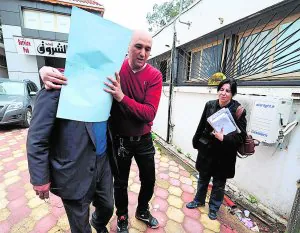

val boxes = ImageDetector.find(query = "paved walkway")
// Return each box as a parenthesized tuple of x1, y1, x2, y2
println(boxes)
(0, 127, 249, 233)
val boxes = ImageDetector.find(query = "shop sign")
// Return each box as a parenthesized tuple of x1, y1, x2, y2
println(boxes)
(14, 37, 68, 58)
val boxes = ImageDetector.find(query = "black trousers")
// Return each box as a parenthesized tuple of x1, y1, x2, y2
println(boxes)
(194, 173, 226, 212)
(113, 134, 156, 217)
(62, 153, 113, 233)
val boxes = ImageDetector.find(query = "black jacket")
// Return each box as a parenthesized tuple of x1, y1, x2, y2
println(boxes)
(193, 99, 247, 179)
(26, 89, 117, 200)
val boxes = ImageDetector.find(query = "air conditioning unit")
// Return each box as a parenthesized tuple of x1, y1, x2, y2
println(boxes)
(249, 97, 293, 143)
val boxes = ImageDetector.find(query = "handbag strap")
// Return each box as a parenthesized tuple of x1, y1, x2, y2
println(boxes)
(235, 105, 244, 120)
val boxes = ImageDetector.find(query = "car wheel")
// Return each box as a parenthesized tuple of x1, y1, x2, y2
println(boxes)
(23, 108, 32, 128)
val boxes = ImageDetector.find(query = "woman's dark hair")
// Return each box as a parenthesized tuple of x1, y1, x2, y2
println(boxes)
(217, 78, 237, 96)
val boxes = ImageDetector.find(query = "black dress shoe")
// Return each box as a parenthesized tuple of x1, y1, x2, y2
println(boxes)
(135, 209, 159, 229)
(186, 200, 205, 209)
(208, 209, 217, 220)
(90, 213, 109, 233)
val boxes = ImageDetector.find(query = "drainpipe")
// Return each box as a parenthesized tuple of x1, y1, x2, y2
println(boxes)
(286, 179, 300, 233)
(166, 0, 191, 143)
(166, 27, 177, 143)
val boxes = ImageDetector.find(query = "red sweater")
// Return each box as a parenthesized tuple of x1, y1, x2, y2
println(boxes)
(111, 59, 163, 136)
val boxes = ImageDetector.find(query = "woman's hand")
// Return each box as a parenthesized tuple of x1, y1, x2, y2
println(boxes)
(213, 128, 224, 141)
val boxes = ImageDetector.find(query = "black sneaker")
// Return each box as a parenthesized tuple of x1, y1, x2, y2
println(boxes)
(135, 209, 159, 229)
(98, 227, 109, 233)
(186, 200, 205, 209)
(208, 209, 217, 220)
(90, 213, 109, 233)
(117, 215, 129, 233)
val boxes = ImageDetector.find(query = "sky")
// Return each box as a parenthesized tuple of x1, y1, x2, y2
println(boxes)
(98, 0, 167, 30)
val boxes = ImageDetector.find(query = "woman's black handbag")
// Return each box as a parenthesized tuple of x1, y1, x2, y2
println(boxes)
(235, 106, 260, 158)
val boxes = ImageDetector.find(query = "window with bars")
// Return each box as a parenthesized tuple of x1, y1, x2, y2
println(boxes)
(237, 30, 273, 77)
(187, 44, 222, 81)
(273, 19, 300, 74)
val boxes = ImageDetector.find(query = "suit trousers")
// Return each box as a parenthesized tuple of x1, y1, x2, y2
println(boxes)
(113, 134, 156, 217)
(194, 173, 226, 212)
(62, 153, 113, 233)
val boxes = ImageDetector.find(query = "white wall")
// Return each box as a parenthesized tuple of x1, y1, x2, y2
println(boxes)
(151, 0, 284, 57)
(153, 86, 300, 217)
(153, 87, 169, 141)
(2, 25, 40, 88)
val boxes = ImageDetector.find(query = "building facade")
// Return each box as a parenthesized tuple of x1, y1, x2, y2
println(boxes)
(0, 0, 104, 88)
(149, 0, 300, 220)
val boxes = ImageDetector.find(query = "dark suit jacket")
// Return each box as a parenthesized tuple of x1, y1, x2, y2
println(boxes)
(27, 88, 115, 200)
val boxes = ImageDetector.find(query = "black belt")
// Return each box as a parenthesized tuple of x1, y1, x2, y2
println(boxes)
(118, 133, 151, 142)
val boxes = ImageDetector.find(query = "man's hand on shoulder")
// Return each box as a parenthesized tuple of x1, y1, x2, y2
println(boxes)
(33, 182, 51, 200)
(39, 66, 67, 90)
(104, 72, 125, 102)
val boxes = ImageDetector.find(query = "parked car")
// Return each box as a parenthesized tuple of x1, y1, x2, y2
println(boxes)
(0, 78, 39, 128)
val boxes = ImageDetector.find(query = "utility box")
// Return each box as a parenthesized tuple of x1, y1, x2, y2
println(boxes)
(249, 97, 293, 143)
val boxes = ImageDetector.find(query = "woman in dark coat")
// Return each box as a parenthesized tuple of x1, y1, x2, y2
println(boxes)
(186, 78, 247, 220)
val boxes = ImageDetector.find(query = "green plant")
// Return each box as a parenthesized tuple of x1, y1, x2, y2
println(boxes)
(177, 147, 182, 153)
(247, 195, 258, 204)
(186, 153, 191, 159)
(151, 132, 157, 140)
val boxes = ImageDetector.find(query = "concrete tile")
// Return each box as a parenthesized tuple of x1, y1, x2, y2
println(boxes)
(27, 196, 44, 209)
(180, 176, 193, 185)
(204, 230, 215, 233)
(179, 169, 191, 177)
(168, 186, 183, 197)
(155, 187, 169, 199)
(17, 160, 27, 167)
(32, 214, 58, 233)
(152, 197, 169, 212)
(10, 217, 35, 233)
(165, 220, 185, 233)
(48, 226, 63, 233)
(30, 203, 50, 220)
(169, 178, 181, 187)
(183, 216, 204, 233)
(129, 183, 141, 194)
(0, 221, 11, 233)
(167, 195, 184, 209)
(169, 161, 177, 166)
(181, 192, 195, 203)
(129, 228, 142, 233)
(182, 206, 201, 220)
(0, 189, 7, 199)
(4, 176, 20, 186)
(130, 217, 147, 232)
(200, 214, 221, 232)
(56, 214, 70, 231)
(166, 206, 184, 223)
(3, 170, 19, 178)
(181, 183, 195, 194)
(0, 208, 10, 221)
(169, 166, 179, 173)
(129, 171, 137, 178)
(159, 162, 169, 168)
(2, 157, 14, 163)
(0, 198, 9, 210)
(169, 172, 180, 179)
(160, 157, 169, 163)
(156, 179, 170, 189)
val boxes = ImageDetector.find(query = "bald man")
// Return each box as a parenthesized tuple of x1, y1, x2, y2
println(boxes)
(39, 30, 163, 233)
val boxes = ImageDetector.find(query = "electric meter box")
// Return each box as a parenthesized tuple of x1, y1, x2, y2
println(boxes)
(249, 97, 293, 143)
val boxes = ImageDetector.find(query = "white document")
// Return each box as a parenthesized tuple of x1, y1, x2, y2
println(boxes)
(207, 108, 240, 135)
